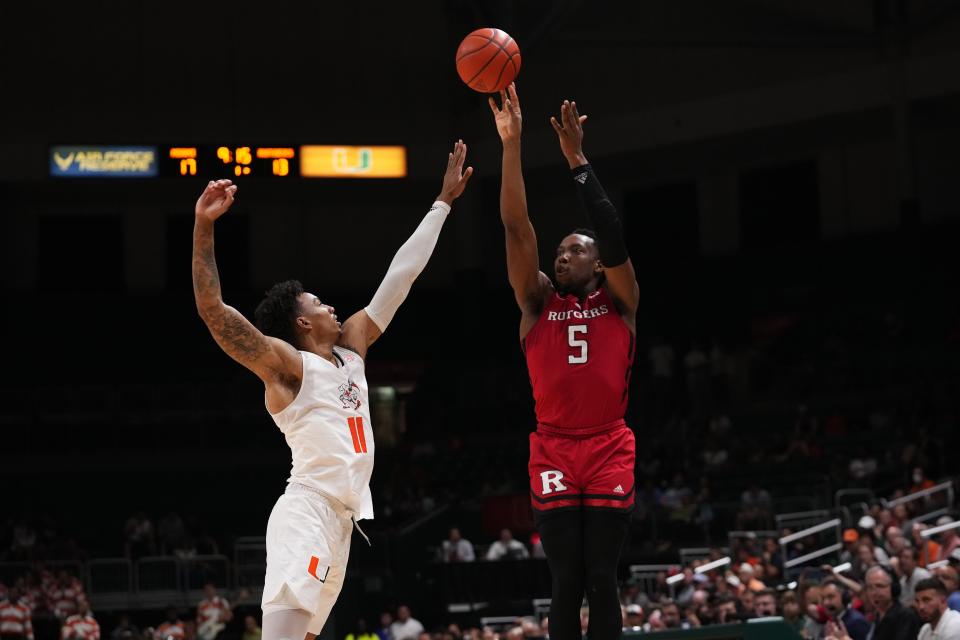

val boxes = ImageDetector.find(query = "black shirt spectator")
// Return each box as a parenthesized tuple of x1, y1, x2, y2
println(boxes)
(871, 601, 922, 640)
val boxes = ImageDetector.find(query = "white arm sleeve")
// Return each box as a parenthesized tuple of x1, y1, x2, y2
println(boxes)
(364, 200, 451, 332)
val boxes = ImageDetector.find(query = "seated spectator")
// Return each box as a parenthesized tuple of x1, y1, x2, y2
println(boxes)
(61, 599, 100, 640)
(47, 571, 84, 620)
(485, 529, 529, 561)
(864, 565, 921, 640)
(123, 512, 156, 560)
(737, 587, 754, 619)
(389, 606, 424, 640)
(196, 583, 231, 640)
(779, 591, 804, 635)
(898, 547, 932, 607)
(884, 526, 908, 560)
(714, 594, 738, 624)
(801, 583, 824, 639)
(517, 617, 539, 639)
(753, 589, 777, 618)
(737, 563, 765, 593)
(916, 577, 960, 640)
(660, 600, 692, 629)
(623, 604, 643, 629)
(933, 565, 960, 612)
(820, 579, 869, 640)
(241, 616, 261, 640)
(110, 614, 139, 640)
(909, 467, 935, 495)
(910, 523, 942, 567)
(441, 528, 475, 563)
(155, 607, 186, 640)
(374, 612, 392, 640)
(345, 619, 377, 640)
(0, 586, 34, 640)
(737, 485, 772, 529)
(936, 518, 960, 563)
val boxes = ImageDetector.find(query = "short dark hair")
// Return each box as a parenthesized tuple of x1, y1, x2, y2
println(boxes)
(915, 577, 948, 597)
(820, 578, 843, 592)
(254, 280, 304, 347)
(756, 589, 777, 599)
(900, 546, 921, 560)
(571, 227, 597, 241)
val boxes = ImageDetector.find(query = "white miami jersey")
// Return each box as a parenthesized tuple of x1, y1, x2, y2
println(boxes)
(269, 346, 375, 519)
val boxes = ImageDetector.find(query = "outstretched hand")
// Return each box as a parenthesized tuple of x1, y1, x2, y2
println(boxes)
(489, 82, 522, 144)
(550, 99, 589, 167)
(195, 179, 238, 222)
(437, 140, 474, 205)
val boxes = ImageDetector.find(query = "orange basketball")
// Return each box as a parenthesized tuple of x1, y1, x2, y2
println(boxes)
(455, 28, 521, 93)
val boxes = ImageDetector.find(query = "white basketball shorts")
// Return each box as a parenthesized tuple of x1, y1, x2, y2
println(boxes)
(261, 483, 354, 635)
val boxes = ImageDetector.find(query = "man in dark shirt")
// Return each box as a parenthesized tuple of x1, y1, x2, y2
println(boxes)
(865, 566, 921, 640)
(821, 579, 870, 640)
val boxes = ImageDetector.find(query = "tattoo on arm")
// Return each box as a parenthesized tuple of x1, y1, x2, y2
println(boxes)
(193, 218, 271, 367)
(192, 219, 222, 309)
(203, 306, 272, 365)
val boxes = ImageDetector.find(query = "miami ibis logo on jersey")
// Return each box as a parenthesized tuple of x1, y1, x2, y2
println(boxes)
(338, 379, 362, 410)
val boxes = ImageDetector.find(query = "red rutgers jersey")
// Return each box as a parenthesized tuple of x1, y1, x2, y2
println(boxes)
(523, 287, 635, 434)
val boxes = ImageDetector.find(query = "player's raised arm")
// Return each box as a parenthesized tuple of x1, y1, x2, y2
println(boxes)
(192, 180, 300, 382)
(550, 99, 639, 318)
(490, 83, 553, 323)
(338, 140, 473, 359)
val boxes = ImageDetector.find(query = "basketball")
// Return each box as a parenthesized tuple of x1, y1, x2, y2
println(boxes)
(455, 28, 521, 93)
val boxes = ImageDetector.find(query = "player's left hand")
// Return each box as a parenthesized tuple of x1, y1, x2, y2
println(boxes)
(550, 99, 589, 165)
(437, 139, 474, 206)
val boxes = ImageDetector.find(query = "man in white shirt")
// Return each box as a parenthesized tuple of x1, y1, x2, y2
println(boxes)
(441, 528, 475, 562)
(388, 606, 424, 640)
(900, 547, 933, 607)
(916, 577, 960, 640)
(485, 529, 529, 561)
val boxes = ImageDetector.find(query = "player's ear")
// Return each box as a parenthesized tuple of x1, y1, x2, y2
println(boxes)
(594, 259, 604, 275)
(296, 316, 311, 331)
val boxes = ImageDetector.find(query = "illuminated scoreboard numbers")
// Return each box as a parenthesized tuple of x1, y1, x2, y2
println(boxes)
(215, 146, 295, 177)
(256, 147, 295, 177)
(170, 147, 198, 176)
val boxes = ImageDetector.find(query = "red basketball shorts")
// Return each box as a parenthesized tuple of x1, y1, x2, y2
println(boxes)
(528, 425, 635, 514)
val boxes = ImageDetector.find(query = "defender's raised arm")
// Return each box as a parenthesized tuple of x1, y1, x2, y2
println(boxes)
(338, 140, 473, 359)
(192, 180, 299, 382)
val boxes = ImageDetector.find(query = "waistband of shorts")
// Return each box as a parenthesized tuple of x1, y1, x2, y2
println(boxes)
(535, 418, 627, 438)
(286, 482, 354, 519)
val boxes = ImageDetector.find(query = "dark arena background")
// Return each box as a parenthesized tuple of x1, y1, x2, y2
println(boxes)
(2, 2, 960, 640)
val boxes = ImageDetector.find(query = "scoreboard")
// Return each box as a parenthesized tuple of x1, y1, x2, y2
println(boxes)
(168, 146, 297, 178)
(49, 145, 407, 179)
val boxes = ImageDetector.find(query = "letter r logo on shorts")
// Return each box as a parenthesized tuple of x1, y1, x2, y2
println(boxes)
(307, 555, 330, 582)
(540, 470, 567, 495)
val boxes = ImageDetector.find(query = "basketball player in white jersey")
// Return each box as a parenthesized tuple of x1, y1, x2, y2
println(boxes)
(192, 141, 473, 640)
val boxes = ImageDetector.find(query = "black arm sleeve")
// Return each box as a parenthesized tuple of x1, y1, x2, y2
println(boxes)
(571, 164, 629, 267)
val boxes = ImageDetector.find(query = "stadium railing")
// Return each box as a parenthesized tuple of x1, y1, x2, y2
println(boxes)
(623, 619, 801, 639)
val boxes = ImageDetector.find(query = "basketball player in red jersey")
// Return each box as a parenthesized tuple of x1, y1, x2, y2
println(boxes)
(489, 84, 638, 640)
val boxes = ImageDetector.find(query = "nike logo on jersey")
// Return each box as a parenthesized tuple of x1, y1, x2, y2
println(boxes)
(307, 556, 330, 582)
(547, 305, 609, 322)
(613, 485, 625, 494)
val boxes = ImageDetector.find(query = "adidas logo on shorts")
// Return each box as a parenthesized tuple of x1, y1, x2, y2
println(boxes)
(613, 484, 625, 494)
(574, 172, 588, 184)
